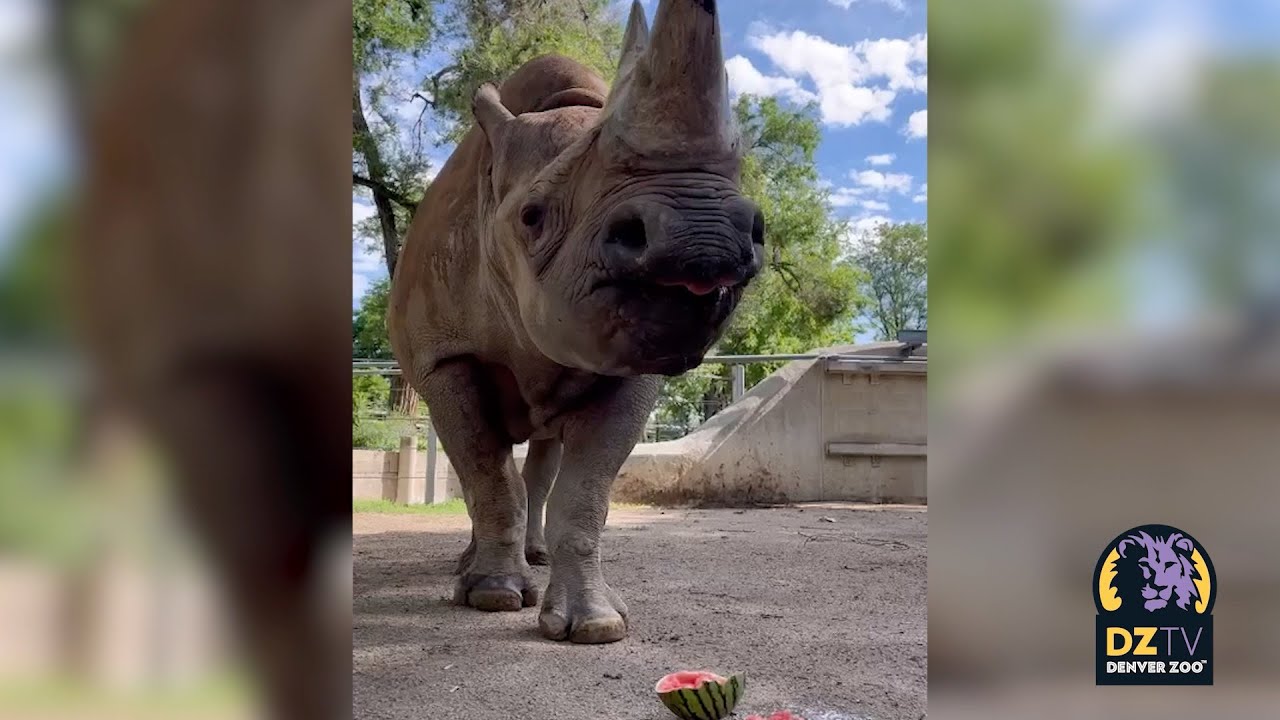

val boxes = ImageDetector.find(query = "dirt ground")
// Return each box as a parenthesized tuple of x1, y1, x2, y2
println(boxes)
(353, 505, 927, 720)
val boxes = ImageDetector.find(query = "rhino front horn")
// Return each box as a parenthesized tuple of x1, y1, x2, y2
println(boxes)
(602, 0, 738, 162)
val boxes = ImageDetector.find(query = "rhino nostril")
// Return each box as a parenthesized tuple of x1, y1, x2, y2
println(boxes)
(750, 208, 765, 246)
(606, 216, 647, 252)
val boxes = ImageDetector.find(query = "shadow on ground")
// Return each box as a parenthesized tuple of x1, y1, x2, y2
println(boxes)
(353, 506, 927, 720)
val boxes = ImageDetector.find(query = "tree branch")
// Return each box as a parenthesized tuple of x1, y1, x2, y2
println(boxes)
(352, 173, 418, 213)
(410, 91, 437, 109)
(773, 260, 803, 292)
(426, 64, 458, 109)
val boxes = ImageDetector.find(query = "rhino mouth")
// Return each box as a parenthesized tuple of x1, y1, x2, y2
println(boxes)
(589, 275, 743, 375)
(599, 275, 741, 317)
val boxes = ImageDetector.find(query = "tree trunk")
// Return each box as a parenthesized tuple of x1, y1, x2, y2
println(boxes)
(390, 375, 420, 417)
(352, 71, 402, 279)
(354, 72, 421, 414)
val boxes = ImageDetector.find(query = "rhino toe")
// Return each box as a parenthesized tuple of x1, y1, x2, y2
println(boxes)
(538, 566, 629, 643)
(455, 573, 540, 612)
(570, 614, 628, 644)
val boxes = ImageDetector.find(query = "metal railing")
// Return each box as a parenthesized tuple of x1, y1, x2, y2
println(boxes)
(351, 351, 927, 446)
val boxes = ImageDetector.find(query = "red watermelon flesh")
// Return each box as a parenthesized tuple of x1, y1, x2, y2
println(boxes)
(655, 671, 726, 693)
(655, 670, 745, 720)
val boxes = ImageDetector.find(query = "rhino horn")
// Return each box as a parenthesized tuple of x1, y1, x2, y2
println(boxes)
(613, 0, 650, 88)
(603, 0, 738, 161)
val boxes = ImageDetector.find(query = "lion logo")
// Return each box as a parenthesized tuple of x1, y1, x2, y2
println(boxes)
(1096, 525, 1214, 615)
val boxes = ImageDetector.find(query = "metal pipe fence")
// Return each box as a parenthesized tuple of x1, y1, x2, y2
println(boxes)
(351, 352, 926, 447)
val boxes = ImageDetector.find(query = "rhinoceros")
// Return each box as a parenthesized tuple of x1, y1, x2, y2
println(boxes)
(387, 0, 764, 643)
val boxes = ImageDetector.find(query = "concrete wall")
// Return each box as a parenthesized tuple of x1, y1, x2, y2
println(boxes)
(352, 446, 458, 503)
(353, 342, 926, 507)
(820, 355, 927, 503)
(352, 449, 398, 501)
(627, 342, 927, 505)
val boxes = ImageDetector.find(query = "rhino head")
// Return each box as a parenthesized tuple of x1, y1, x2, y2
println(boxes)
(471, 0, 763, 376)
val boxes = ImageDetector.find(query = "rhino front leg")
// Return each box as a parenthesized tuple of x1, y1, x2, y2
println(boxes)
(523, 437, 562, 566)
(416, 360, 538, 611)
(539, 376, 661, 644)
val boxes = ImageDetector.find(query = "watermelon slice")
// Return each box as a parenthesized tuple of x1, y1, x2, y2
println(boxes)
(655, 670, 745, 720)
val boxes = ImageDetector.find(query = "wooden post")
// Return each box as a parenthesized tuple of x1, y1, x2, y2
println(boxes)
(731, 364, 746, 402)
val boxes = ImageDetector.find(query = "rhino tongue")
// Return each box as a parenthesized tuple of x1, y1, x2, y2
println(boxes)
(656, 276, 734, 296)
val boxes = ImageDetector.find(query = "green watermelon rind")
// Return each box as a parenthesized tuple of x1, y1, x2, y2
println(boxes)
(656, 673, 746, 720)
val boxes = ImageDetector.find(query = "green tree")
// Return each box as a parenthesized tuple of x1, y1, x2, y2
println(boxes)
(352, 278, 394, 360)
(0, 201, 71, 347)
(854, 222, 927, 340)
(352, 0, 436, 280)
(720, 96, 867, 382)
(423, 0, 623, 143)
(929, 0, 1142, 378)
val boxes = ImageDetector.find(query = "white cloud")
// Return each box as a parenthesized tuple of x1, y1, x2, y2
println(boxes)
(725, 55, 818, 104)
(750, 30, 860, 89)
(352, 273, 370, 305)
(820, 84, 896, 125)
(865, 153, 896, 166)
(906, 109, 927, 138)
(0, 1, 66, 257)
(828, 186, 867, 208)
(827, 0, 907, 11)
(860, 199, 891, 212)
(857, 35, 928, 92)
(0, 1, 43, 49)
(744, 29, 926, 127)
(913, 183, 927, 203)
(352, 242, 384, 277)
(847, 214, 893, 242)
(352, 202, 386, 306)
(352, 200, 377, 225)
(1091, 8, 1204, 131)
(853, 169, 913, 194)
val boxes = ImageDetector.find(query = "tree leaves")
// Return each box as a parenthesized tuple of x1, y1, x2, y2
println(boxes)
(852, 222, 927, 341)
(720, 96, 868, 367)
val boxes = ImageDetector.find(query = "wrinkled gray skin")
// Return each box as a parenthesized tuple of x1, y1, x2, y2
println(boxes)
(387, 0, 763, 643)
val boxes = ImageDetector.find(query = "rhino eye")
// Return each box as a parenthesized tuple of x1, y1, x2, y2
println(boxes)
(520, 203, 545, 233)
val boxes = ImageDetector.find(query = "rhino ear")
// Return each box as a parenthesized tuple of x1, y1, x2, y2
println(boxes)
(472, 83, 514, 147)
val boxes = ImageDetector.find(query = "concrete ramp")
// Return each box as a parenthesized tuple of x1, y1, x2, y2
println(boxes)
(613, 341, 927, 505)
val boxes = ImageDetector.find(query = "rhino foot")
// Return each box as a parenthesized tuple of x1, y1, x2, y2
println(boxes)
(454, 572, 540, 612)
(538, 561, 628, 643)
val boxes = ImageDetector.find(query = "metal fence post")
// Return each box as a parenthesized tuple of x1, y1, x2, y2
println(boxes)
(731, 363, 746, 402)
(426, 419, 447, 503)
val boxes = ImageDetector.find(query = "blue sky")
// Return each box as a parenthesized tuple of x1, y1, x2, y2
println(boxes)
(353, 0, 929, 309)
(0, 1, 70, 264)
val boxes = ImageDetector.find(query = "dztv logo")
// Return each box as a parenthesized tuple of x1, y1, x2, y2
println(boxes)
(1093, 525, 1215, 685)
